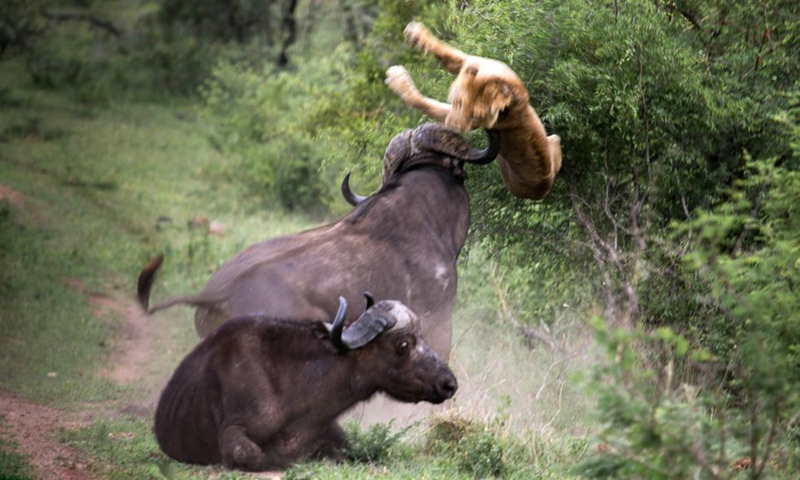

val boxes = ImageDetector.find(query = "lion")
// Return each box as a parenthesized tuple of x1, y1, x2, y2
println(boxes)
(385, 22, 562, 200)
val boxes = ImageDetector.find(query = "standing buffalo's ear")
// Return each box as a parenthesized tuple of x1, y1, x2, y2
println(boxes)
(382, 129, 413, 180)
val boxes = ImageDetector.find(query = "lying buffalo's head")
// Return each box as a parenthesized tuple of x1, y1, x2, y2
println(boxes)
(327, 295, 458, 404)
(342, 123, 500, 206)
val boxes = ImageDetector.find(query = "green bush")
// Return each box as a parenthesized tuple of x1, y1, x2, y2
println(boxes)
(343, 421, 409, 465)
(201, 61, 334, 212)
(22, 4, 231, 102)
(427, 417, 506, 478)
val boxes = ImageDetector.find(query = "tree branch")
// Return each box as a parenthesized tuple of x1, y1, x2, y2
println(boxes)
(41, 9, 123, 37)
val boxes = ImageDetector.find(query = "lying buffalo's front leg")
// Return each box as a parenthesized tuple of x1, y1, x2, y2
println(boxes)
(310, 422, 349, 462)
(219, 425, 288, 472)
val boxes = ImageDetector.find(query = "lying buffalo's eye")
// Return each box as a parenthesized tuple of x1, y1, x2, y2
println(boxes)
(396, 336, 417, 355)
(397, 339, 411, 355)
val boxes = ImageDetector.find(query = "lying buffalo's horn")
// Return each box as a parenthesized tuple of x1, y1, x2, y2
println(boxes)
(341, 173, 368, 206)
(363, 292, 375, 310)
(339, 303, 398, 350)
(329, 296, 348, 351)
(412, 123, 501, 165)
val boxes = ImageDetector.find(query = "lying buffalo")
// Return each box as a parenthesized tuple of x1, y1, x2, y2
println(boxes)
(154, 295, 457, 471)
(139, 123, 499, 358)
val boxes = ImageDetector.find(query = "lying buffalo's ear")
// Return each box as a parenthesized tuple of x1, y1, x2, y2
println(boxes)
(328, 296, 349, 350)
(363, 292, 375, 310)
(339, 306, 398, 350)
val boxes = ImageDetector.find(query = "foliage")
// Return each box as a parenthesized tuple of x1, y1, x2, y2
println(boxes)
(374, 0, 799, 329)
(574, 99, 800, 478)
(24, 8, 226, 102)
(427, 416, 506, 478)
(0, 0, 44, 59)
(201, 59, 335, 211)
(577, 317, 797, 479)
(158, 0, 277, 44)
(575, 320, 721, 479)
(342, 421, 410, 464)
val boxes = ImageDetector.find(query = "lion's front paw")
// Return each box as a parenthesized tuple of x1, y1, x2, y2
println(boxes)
(385, 66, 419, 99)
(404, 21, 430, 49)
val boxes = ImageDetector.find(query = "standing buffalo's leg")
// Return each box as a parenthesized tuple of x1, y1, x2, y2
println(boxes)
(219, 425, 284, 471)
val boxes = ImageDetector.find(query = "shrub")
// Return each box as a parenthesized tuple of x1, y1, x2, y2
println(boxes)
(427, 416, 506, 478)
(343, 420, 410, 465)
(201, 61, 333, 212)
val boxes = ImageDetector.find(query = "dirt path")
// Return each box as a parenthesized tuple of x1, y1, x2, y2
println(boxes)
(0, 394, 95, 480)
(83, 282, 160, 387)
(0, 283, 162, 480)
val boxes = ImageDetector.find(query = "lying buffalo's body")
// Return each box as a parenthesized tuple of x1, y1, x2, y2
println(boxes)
(154, 296, 457, 471)
(140, 123, 499, 358)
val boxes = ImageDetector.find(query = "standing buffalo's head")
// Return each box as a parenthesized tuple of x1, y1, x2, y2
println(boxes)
(342, 123, 500, 205)
(327, 295, 458, 404)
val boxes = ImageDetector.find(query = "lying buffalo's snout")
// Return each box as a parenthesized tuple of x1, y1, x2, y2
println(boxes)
(433, 374, 458, 403)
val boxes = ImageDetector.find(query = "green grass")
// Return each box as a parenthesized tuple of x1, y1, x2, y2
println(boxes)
(0, 433, 33, 480)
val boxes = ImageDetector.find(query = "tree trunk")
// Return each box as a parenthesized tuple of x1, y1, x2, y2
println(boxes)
(277, 0, 299, 67)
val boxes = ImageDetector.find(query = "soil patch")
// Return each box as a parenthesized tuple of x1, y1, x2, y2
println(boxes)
(0, 394, 94, 480)
(0, 185, 25, 211)
(0, 279, 165, 479)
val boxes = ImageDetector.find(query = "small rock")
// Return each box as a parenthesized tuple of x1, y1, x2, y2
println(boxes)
(209, 220, 225, 237)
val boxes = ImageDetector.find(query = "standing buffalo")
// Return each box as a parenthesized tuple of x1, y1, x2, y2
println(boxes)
(155, 295, 457, 471)
(139, 123, 499, 359)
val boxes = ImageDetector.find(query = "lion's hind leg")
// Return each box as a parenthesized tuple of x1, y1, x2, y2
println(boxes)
(386, 65, 451, 122)
(404, 22, 467, 75)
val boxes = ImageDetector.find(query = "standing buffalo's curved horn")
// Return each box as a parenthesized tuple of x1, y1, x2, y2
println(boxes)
(329, 296, 348, 351)
(460, 130, 501, 164)
(412, 123, 501, 165)
(341, 173, 368, 206)
(363, 292, 375, 310)
(339, 304, 398, 350)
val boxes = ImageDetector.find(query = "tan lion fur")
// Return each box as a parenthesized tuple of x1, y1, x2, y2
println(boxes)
(386, 22, 562, 200)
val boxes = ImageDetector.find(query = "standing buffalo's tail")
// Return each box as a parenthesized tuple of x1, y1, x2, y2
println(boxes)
(137, 254, 229, 317)
(138, 254, 164, 312)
